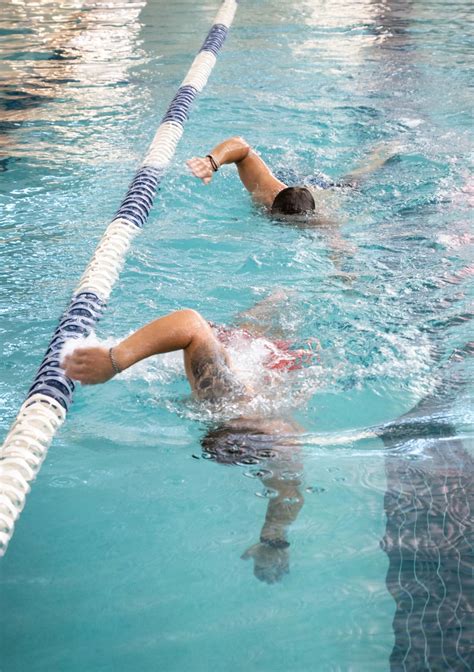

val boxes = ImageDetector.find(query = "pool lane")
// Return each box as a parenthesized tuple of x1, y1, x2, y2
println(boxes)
(381, 380, 473, 671)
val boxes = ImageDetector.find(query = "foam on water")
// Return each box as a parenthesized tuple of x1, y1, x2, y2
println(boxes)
(59, 319, 435, 432)
(60, 333, 102, 362)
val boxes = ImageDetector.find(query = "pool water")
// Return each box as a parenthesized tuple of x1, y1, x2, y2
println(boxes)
(0, 1, 472, 671)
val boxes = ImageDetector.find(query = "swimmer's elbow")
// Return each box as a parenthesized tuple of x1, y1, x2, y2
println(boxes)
(178, 308, 207, 327)
(230, 135, 248, 146)
(178, 309, 213, 342)
(230, 136, 250, 159)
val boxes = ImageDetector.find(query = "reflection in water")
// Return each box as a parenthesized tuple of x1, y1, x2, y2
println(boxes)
(361, 3, 473, 668)
(202, 416, 304, 585)
(380, 349, 473, 671)
(0, 0, 145, 166)
(197, 294, 310, 585)
(298, 0, 381, 62)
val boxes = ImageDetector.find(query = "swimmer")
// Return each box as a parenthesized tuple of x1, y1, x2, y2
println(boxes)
(187, 135, 397, 221)
(62, 302, 311, 584)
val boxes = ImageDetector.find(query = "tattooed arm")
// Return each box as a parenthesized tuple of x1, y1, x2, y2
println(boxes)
(62, 309, 247, 401)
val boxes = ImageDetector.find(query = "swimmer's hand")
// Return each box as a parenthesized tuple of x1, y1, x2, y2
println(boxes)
(61, 347, 115, 385)
(186, 156, 214, 185)
(241, 542, 289, 584)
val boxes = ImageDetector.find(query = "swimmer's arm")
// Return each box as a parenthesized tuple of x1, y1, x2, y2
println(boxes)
(187, 136, 286, 207)
(241, 466, 304, 583)
(258, 469, 305, 544)
(62, 309, 220, 388)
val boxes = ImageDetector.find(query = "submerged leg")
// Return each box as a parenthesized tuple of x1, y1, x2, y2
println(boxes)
(234, 288, 294, 339)
(342, 142, 400, 186)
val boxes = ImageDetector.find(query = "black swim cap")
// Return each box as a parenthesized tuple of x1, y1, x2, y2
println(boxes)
(271, 186, 315, 216)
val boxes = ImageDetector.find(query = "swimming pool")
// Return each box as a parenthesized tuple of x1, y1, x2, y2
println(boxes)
(1, 0, 472, 670)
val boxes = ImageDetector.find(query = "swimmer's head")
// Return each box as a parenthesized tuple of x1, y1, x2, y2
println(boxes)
(271, 186, 315, 217)
(201, 423, 279, 465)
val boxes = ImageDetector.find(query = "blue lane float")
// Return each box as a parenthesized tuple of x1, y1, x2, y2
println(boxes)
(0, 0, 239, 557)
(114, 166, 163, 229)
(161, 86, 199, 125)
(27, 292, 106, 410)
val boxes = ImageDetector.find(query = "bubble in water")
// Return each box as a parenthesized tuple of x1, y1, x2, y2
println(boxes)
(234, 456, 261, 466)
(280, 470, 303, 481)
(283, 496, 302, 505)
(255, 488, 279, 499)
(257, 449, 277, 459)
(305, 486, 326, 494)
(49, 475, 83, 489)
(201, 452, 215, 460)
(243, 467, 273, 480)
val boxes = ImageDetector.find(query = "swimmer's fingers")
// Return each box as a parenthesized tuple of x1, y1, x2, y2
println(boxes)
(67, 347, 96, 360)
(61, 353, 82, 374)
(62, 347, 114, 385)
(186, 157, 213, 184)
(186, 157, 213, 182)
(241, 543, 290, 583)
(61, 347, 99, 367)
(64, 363, 90, 384)
(240, 543, 260, 560)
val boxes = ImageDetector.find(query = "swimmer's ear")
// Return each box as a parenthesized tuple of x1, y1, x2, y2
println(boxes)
(241, 543, 259, 560)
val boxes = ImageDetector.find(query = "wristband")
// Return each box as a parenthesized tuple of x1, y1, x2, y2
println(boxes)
(206, 154, 220, 172)
(260, 537, 290, 549)
(109, 347, 122, 375)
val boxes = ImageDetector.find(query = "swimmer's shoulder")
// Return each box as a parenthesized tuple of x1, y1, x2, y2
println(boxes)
(189, 340, 249, 403)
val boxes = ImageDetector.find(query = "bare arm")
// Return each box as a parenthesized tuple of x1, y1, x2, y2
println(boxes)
(258, 468, 304, 543)
(187, 136, 286, 207)
(242, 462, 304, 584)
(61, 309, 244, 401)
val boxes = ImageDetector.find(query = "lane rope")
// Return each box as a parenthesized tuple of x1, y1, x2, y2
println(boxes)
(0, 0, 239, 557)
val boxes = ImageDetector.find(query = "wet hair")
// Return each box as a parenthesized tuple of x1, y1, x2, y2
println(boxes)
(201, 424, 279, 465)
(271, 186, 315, 216)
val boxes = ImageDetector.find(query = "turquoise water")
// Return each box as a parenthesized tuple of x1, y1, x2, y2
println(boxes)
(1, 1, 473, 671)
